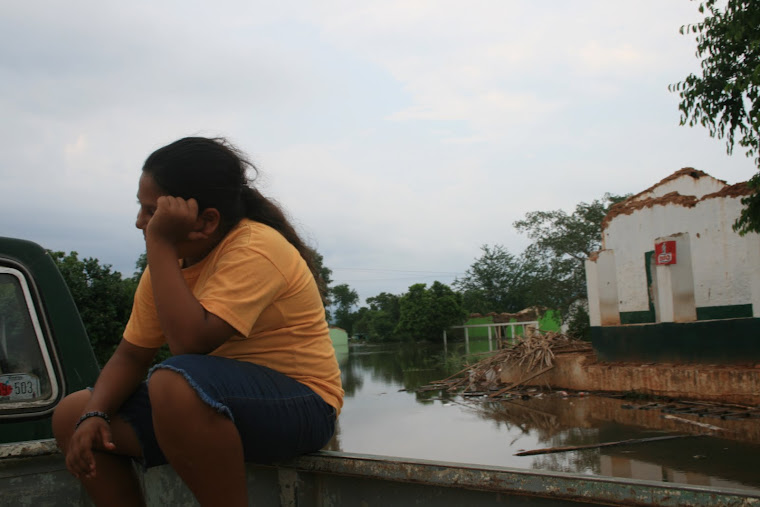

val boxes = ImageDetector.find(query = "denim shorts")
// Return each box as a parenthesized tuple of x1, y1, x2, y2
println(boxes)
(116, 354, 337, 468)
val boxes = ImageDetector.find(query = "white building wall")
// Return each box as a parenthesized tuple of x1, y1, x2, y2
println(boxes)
(603, 194, 754, 313)
(586, 257, 602, 327)
(585, 251, 621, 326)
(633, 175, 725, 201)
(652, 233, 697, 323)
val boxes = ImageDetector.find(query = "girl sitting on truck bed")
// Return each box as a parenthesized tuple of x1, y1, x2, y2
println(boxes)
(53, 137, 343, 507)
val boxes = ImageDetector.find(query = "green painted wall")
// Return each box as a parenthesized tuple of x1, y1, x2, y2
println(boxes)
(329, 327, 349, 347)
(461, 310, 562, 339)
(592, 317, 760, 364)
(329, 327, 349, 365)
(461, 317, 493, 338)
(619, 304, 753, 325)
(696, 304, 753, 320)
(466, 339, 493, 354)
(538, 310, 561, 332)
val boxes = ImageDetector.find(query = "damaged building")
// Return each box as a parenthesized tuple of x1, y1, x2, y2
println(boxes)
(585, 168, 760, 363)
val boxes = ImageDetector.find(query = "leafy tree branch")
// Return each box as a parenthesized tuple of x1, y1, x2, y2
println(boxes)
(671, 0, 760, 233)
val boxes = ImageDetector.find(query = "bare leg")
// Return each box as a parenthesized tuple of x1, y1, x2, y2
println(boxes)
(148, 369, 247, 507)
(52, 390, 145, 507)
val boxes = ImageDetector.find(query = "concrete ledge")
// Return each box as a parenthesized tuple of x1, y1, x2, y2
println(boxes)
(0, 439, 59, 460)
(500, 352, 760, 406)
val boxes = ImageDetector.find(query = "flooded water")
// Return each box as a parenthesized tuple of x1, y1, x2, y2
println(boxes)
(327, 342, 760, 493)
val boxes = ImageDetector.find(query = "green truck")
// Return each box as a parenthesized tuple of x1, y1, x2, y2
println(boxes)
(1, 236, 758, 506)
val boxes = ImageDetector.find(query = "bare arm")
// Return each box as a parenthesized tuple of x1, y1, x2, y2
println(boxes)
(66, 339, 158, 479)
(84, 339, 158, 414)
(145, 196, 236, 355)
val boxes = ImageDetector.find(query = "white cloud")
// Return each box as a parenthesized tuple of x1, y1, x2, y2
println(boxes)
(576, 42, 645, 72)
(0, 0, 756, 303)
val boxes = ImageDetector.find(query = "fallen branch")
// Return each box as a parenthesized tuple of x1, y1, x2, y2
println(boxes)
(488, 366, 554, 398)
(662, 414, 731, 432)
(514, 434, 698, 457)
(678, 400, 756, 411)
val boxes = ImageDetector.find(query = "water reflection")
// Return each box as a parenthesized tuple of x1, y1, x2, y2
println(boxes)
(328, 341, 760, 493)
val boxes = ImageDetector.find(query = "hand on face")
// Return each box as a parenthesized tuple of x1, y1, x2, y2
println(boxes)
(146, 196, 209, 246)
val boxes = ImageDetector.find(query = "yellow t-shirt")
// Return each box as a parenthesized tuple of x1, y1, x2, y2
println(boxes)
(123, 219, 343, 413)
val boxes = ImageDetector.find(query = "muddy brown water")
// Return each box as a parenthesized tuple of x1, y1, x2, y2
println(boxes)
(327, 342, 760, 493)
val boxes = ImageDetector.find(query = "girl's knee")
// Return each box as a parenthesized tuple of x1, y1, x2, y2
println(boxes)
(147, 368, 199, 418)
(52, 390, 91, 446)
(147, 368, 186, 403)
(148, 368, 223, 427)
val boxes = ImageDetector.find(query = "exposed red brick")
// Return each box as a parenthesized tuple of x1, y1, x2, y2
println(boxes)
(701, 181, 752, 200)
(602, 192, 699, 230)
(501, 352, 760, 406)
(631, 167, 723, 202)
(601, 169, 748, 231)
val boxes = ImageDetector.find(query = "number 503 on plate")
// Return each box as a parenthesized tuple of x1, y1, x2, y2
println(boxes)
(0, 373, 40, 401)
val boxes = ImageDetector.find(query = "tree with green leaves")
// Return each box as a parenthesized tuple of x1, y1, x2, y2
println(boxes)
(512, 193, 627, 322)
(49, 251, 136, 366)
(309, 248, 334, 319)
(671, 0, 760, 234)
(426, 281, 468, 334)
(330, 283, 359, 335)
(133, 252, 147, 279)
(312, 250, 333, 289)
(453, 245, 544, 314)
(353, 292, 401, 342)
(351, 306, 371, 340)
(395, 282, 466, 341)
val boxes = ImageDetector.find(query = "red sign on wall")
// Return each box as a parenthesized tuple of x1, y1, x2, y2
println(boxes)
(655, 240, 677, 265)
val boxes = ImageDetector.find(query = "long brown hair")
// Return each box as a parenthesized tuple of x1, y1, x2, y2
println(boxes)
(142, 137, 326, 301)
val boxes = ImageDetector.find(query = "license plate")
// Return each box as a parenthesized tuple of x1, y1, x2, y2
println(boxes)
(0, 373, 41, 401)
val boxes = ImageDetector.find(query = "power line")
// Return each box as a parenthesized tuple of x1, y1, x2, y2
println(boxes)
(334, 274, 459, 282)
(332, 267, 464, 276)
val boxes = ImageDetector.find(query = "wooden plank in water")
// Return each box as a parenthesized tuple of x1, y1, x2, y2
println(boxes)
(514, 434, 698, 457)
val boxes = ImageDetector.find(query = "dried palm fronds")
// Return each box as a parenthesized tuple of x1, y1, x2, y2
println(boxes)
(420, 331, 591, 396)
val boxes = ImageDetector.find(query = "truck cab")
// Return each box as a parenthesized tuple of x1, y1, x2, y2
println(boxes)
(0, 237, 99, 444)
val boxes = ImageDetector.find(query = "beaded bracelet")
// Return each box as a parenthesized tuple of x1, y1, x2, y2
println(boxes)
(75, 411, 111, 430)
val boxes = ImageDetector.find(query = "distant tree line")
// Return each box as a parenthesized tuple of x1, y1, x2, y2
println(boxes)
(48, 251, 145, 367)
(51, 192, 624, 363)
(326, 192, 626, 343)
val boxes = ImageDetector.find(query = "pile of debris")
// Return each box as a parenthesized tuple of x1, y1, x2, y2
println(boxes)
(420, 331, 591, 398)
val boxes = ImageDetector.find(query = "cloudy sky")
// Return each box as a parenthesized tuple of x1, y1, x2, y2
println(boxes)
(2, 1, 755, 303)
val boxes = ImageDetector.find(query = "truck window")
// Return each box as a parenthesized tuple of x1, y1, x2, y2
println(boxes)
(0, 268, 58, 412)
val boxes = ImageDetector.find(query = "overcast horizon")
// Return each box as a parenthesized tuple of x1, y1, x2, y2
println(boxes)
(2, 1, 756, 304)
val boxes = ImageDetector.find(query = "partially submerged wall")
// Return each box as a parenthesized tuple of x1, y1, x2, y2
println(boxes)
(501, 352, 760, 406)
